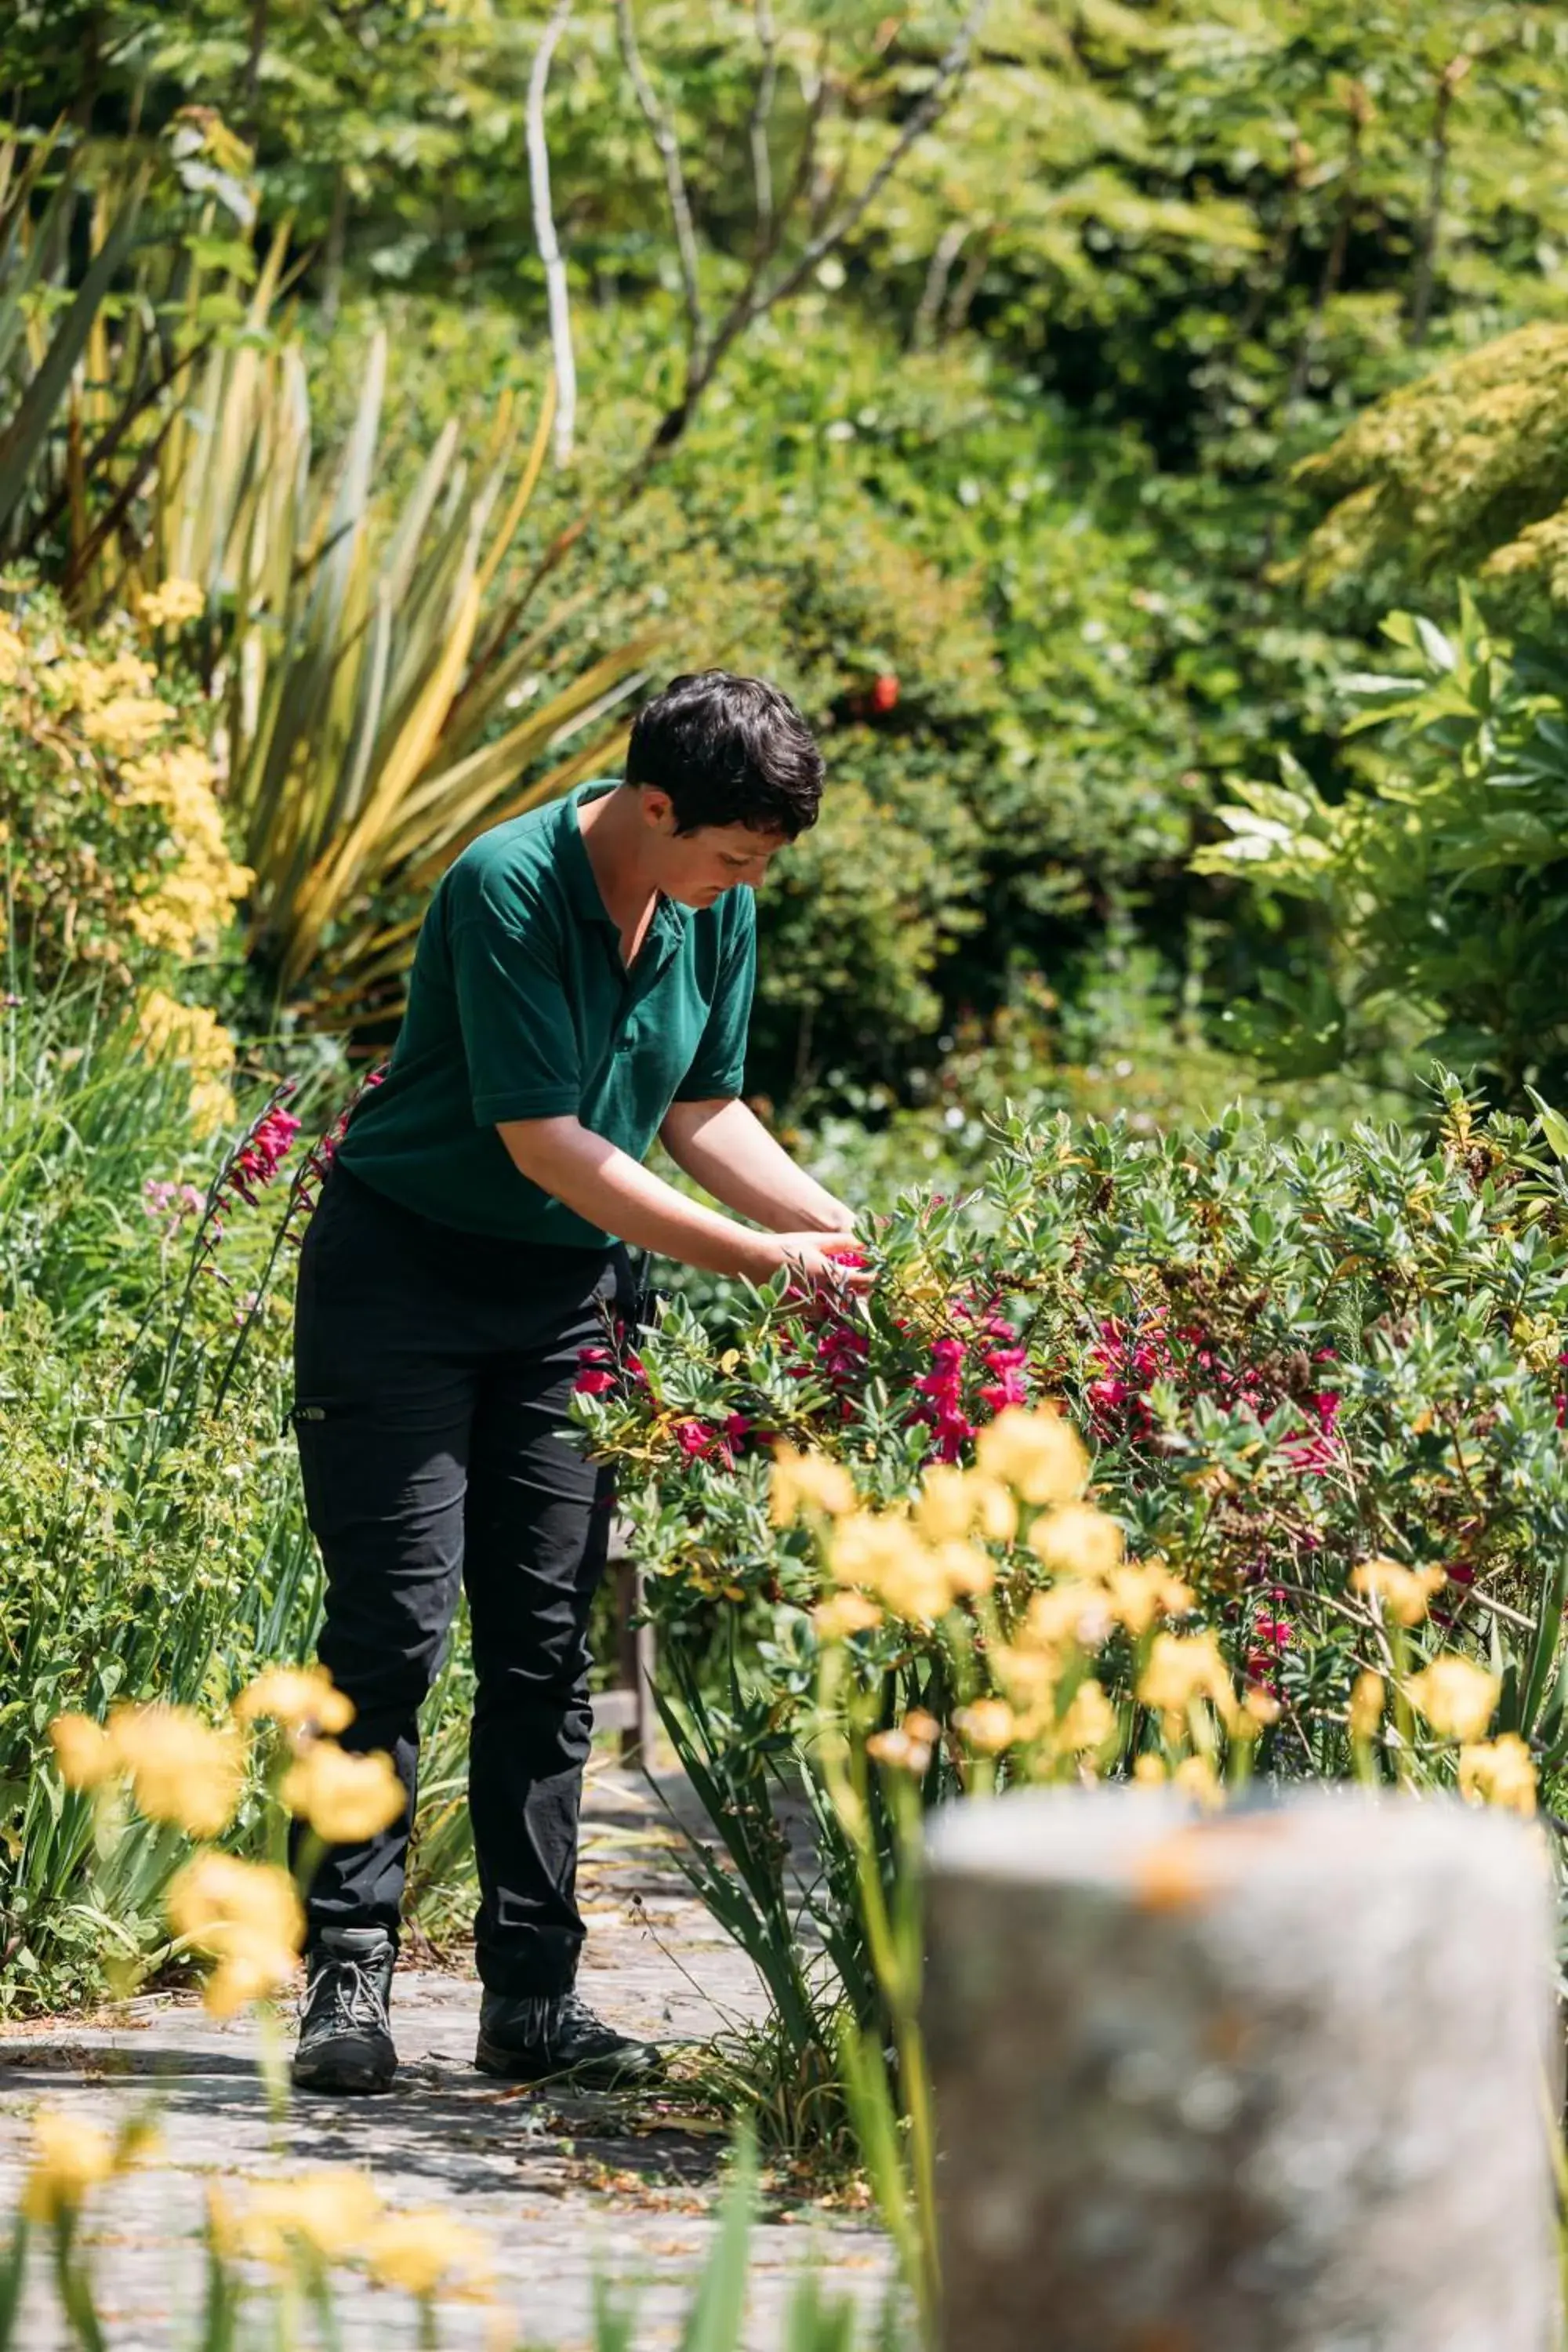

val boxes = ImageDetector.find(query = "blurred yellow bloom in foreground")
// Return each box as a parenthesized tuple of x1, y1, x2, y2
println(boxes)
(814, 1590, 883, 1641)
(49, 1713, 117, 1791)
(1055, 1679, 1118, 1755)
(165, 1853, 303, 2018)
(770, 1445, 856, 1526)
(953, 1699, 1016, 1755)
(110, 1704, 245, 1838)
(829, 1512, 950, 1622)
(1105, 1560, 1195, 1636)
(241, 2168, 382, 2266)
(1138, 1632, 1239, 1731)
(914, 1465, 1016, 1544)
(1457, 1733, 1537, 1817)
(1406, 1656, 1500, 1743)
(867, 1710, 939, 1776)
(21, 2112, 115, 2223)
(281, 1742, 405, 1844)
(234, 1664, 355, 1736)
(364, 2208, 494, 2299)
(975, 1405, 1087, 1505)
(1030, 1501, 1124, 1581)
(51, 1704, 243, 1838)
(1352, 1557, 1446, 1628)
(1173, 1753, 1223, 1809)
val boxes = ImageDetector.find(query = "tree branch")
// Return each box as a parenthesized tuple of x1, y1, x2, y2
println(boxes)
(912, 219, 969, 347)
(1407, 53, 1469, 347)
(528, 0, 578, 466)
(617, 0, 707, 369)
(748, 0, 779, 253)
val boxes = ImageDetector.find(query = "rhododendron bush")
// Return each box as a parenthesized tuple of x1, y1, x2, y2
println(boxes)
(575, 1081, 1568, 2162)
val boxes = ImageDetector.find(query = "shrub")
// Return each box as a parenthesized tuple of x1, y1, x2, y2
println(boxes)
(0, 583, 248, 995)
(579, 1080, 1568, 2180)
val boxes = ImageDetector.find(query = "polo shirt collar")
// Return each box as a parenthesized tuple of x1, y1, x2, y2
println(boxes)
(558, 782, 690, 943)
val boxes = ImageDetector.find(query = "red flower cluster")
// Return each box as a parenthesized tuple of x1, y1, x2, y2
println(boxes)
(226, 1103, 301, 1206)
(911, 1302, 1031, 1462)
(1087, 1315, 1174, 1438)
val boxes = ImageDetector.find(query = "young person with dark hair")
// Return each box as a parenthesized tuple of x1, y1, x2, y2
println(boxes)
(289, 671, 868, 2096)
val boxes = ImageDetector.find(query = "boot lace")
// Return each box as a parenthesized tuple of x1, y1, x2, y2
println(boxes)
(303, 1953, 390, 2039)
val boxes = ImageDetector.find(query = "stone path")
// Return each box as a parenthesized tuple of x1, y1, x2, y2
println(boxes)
(0, 1764, 893, 2350)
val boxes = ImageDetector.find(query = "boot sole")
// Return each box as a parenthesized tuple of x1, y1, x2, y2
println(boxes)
(292, 2040, 397, 2096)
(474, 2031, 663, 2089)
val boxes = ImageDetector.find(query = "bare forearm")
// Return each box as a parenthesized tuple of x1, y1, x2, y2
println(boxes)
(499, 1115, 785, 1279)
(660, 1098, 854, 1232)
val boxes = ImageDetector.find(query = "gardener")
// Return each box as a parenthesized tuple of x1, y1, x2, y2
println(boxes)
(289, 670, 869, 2096)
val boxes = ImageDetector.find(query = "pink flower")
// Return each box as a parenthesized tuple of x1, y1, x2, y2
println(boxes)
(674, 1419, 715, 1457)
(978, 1342, 1029, 1415)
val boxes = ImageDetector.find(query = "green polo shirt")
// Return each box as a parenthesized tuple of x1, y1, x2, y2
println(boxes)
(337, 781, 757, 1246)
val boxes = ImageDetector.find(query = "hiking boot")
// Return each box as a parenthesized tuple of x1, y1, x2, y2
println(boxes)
(474, 1989, 663, 2089)
(292, 1926, 397, 2094)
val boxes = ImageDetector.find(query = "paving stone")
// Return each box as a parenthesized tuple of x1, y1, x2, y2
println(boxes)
(0, 1765, 892, 2349)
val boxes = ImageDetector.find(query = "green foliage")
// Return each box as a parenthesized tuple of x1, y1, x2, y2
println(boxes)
(1196, 597, 1568, 1098)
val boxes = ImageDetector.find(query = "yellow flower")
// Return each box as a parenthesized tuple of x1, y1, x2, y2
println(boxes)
(125, 745, 252, 960)
(769, 1445, 856, 1525)
(1172, 1752, 1224, 1809)
(134, 991, 237, 1138)
(0, 619, 25, 685)
(165, 1853, 303, 2017)
(1029, 1501, 1124, 1580)
(363, 2208, 493, 2299)
(1240, 1689, 1281, 1731)
(1457, 1733, 1537, 1817)
(1103, 1560, 1195, 1635)
(813, 1590, 883, 1641)
(1406, 1656, 1500, 1743)
(829, 1512, 952, 1622)
(137, 578, 205, 629)
(1351, 1557, 1447, 1628)
(109, 1704, 245, 1838)
(989, 1642, 1062, 1713)
(974, 1404, 1087, 1504)
(1055, 1678, 1117, 1755)
(81, 693, 176, 753)
(1132, 1753, 1168, 1788)
(1348, 1669, 1386, 1742)
(241, 2169, 383, 2267)
(21, 2111, 115, 2223)
(866, 1710, 939, 1775)
(1020, 1580, 1115, 1654)
(953, 1699, 1016, 1755)
(1138, 1632, 1239, 1730)
(914, 1465, 1016, 1544)
(234, 1665, 355, 1737)
(281, 1742, 405, 1844)
(49, 1713, 117, 1791)
(926, 1537, 995, 1600)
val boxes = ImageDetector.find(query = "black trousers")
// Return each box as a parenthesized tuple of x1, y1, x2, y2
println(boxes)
(290, 1163, 629, 1996)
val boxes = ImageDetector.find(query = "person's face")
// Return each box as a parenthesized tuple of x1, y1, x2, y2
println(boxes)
(638, 789, 788, 908)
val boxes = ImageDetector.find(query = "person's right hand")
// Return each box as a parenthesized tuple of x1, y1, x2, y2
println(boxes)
(768, 1232, 875, 1295)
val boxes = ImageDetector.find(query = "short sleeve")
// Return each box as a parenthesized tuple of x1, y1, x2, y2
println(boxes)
(674, 888, 757, 1102)
(450, 891, 583, 1127)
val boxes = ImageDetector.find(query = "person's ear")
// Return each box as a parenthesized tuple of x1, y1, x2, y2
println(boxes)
(640, 787, 677, 834)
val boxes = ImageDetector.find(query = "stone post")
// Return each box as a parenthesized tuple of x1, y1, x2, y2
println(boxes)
(923, 1788, 1558, 2352)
